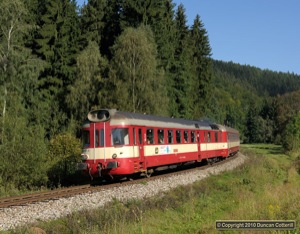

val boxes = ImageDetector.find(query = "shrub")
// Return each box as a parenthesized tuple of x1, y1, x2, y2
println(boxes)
(48, 133, 82, 186)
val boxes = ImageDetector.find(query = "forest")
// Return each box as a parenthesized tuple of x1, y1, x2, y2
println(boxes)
(1, 0, 300, 193)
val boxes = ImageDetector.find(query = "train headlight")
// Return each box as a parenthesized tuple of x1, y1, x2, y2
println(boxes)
(112, 153, 117, 159)
(81, 153, 89, 160)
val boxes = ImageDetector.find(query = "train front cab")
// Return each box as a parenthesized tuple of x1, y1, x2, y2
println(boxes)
(78, 121, 147, 180)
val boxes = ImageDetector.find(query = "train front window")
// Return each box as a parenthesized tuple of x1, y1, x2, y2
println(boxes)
(82, 130, 90, 147)
(111, 128, 129, 145)
(95, 129, 105, 147)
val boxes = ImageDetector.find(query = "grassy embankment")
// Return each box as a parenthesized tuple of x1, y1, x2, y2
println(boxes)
(10, 144, 300, 234)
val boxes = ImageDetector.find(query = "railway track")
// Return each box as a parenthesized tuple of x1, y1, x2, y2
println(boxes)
(0, 185, 92, 209)
(0, 154, 239, 209)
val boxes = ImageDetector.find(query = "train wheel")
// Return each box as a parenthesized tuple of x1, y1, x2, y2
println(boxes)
(144, 169, 154, 178)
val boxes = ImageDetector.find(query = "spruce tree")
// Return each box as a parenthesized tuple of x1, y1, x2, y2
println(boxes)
(101, 0, 122, 59)
(31, 0, 80, 136)
(147, 0, 176, 75)
(170, 4, 194, 118)
(80, 0, 106, 47)
(190, 14, 212, 118)
(245, 102, 260, 143)
(34, 0, 80, 99)
(120, 0, 160, 28)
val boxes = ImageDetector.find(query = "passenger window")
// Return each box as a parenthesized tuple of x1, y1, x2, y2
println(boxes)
(168, 130, 173, 143)
(158, 129, 164, 144)
(215, 132, 218, 142)
(191, 131, 195, 143)
(184, 131, 188, 143)
(207, 132, 211, 142)
(138, 129, 142, 144)
(146, 129, 154, 144)
(133, 128, 136, 145)
(176, 130, 181, 143)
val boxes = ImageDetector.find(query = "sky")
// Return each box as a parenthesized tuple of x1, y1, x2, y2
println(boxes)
(76, 0, 300, 75)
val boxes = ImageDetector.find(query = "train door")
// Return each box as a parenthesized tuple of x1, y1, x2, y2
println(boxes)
(137, 128, 146, 170)
(202, 131, 207, 151)
(196, 131, 201, 157)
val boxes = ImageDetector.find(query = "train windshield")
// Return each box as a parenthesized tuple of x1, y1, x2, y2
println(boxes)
(111, 128, 129, 145)
(82, 130, 90, 147)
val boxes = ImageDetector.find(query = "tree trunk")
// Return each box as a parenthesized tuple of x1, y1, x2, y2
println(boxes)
(1, 85, 7, 144)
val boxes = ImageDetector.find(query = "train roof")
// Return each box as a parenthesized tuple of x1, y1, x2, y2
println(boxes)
(86, 109, 214, 130)
(214, 124, 239, 134)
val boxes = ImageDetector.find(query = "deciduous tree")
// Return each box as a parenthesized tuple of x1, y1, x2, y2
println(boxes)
(110, 26, 168, 115)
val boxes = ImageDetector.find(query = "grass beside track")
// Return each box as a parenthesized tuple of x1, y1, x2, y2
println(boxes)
(8, 144, 300, 234)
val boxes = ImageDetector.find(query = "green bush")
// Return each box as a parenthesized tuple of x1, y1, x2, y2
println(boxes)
(283, 112, 300, 152)
(0, 113, 49, 193)
(48, 132, 82, 186)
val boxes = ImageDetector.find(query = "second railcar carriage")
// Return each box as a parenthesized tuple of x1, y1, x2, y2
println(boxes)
(77, 109, 240, 180)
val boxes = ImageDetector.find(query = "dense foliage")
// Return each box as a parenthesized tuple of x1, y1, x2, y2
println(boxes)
(0, 0, 300, 193)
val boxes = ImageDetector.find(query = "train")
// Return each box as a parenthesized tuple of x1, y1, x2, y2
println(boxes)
(77, 109, 240, 180)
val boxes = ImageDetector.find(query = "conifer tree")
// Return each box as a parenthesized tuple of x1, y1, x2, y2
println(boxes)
(245, 102, 260, 143)
(101, 0, 122, 59)
(31, 0, 80, 136)
(120, 0, 159, 28)
(190, 14, 212, 118)
(149, 0, 176, 71)
(80, 0, 106, 48)
(170, 4, 194, 118)
(34, 0, 80, 100)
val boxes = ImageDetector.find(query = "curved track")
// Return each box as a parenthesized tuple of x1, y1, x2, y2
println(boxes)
(0, 154, 239, 209)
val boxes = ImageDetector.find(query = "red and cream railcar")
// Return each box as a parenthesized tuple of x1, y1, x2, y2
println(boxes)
(77, 109, 240, 180)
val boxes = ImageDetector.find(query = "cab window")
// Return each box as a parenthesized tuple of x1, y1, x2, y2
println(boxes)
(82, 130, 90, 147)
(111, 128, 129, 145)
